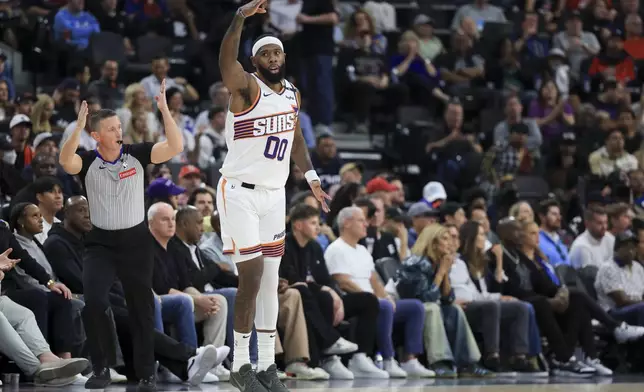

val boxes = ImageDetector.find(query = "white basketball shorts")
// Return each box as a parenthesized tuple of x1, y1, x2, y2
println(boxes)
(216, 176, 286, 262)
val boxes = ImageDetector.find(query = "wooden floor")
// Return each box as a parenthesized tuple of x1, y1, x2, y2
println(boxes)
(1, 377, 643, 392)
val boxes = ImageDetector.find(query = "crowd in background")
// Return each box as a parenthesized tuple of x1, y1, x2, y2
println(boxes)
(4, 0, 644, 387)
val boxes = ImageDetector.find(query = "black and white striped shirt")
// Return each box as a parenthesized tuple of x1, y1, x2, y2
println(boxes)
(78, 143, 153, 230)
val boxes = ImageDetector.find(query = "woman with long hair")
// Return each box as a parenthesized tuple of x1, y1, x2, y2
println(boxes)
(518, 221, 630, 376)
(407, 224, 490, 377)
(30, 95, 56, 135)
(509, 201, 535, 223)
(527, 79, 574, 144)
(0, 80, 13, 122)
(326, 182, 365, 228)
(115, 83, 159, 136)
(453, 221, 544, 374)
(341, 9, 387, 54)
(124, 110, 158, 144)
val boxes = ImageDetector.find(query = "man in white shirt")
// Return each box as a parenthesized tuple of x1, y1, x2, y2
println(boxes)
(596, 231, 644, 327)
(569, 206, 614, 269)
(139, 56, 199, 102)
(197, 106, 227, 170)
(325, 206, 433, 379)
(194, 82, 230, 131)
(59, 98, 100, 152)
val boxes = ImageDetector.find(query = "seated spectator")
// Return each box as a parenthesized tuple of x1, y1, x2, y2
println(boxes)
(588, 129, 638, 177)
(623, 14, 644, 60)
(53, 0, 100, 51)
(124, 0, 167, 25)
(327, 162, 363, 200)
(354, 197, 403, 261)
(33, 134, 59, 157)
(196, 106, 227, 170)
(441, 202, 467, 229)
(528, 79, 575, 145)
(33, 177, 63, 243)
(116, 84, 160, 138)
(486, 38, 532, 97)
(1, 205, 77, 361)
(584, 0, 617, 45)
(570, 206, 613, 269)
(411, 15, 443, 61)
(509, 201, 534, 223)
(30, 95, 56, 135)
(492, 219, 596, 376)
(453, 221, 544, 375)
(519, 221, 643, 373)
(494, 96, 543, 151)
(146, 177, 186, 210)
(588, 34, 636, 86)
(451, 0, 506, 31)
(468, 205, 495, 250)
(14, 93, 35, 118)
(0, 80, 13, 123)
(9, 114, 35, 171)
(53, 79, 81, 131)
(341, 9, 387, 54)
(337, 30, 407, 133)
(595, 231, 644, 326)
(177, 165, 207, 202)
(607, 202, 635, 239)
(124, 110, 157, 144)
(390, 31, 448, 110)
(435, 32, 486, 96)
(325, 207, 432, 378)
(199, 211, 236, 274)
(148, 203, 229, 355)
(405, 224, 490, 377)
(363, 0, 396, 33)
(194, 82, 230, 130)
(310, 134, 343, 191)
(93, 0, 135, 54)
(407, 202, 440, 249)
(158, 88, 195, 163)
(0, 281, 88, 386)
(632, 170, 644, 219)
(553, 11, 601, 79)
(87, 60, 125, 110)
(618, 107, 641, 153)
(591, 80, 629, 131)
(326, 182, 365, 228)
(139, 56, 199, 102)
(537, 199, 571, 266)
(483, 123, 541, 192)
(0, 52, 15, 103)
(287, 191, 336, 250)
(514, 13, 550, 65)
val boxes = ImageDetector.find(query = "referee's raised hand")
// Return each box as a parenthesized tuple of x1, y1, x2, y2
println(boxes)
(76, 100, 88, 131)
(155, 79, 168, 112)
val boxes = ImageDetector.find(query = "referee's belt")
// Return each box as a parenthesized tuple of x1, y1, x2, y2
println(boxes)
(241, 182, 255, 190)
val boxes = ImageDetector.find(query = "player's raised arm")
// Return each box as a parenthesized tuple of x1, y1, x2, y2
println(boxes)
(219, 0, 267, 94)
(59, 100, 88, 175)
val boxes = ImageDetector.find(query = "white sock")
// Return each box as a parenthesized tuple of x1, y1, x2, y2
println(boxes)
(257, 331, 276, 371)
(232, 331, 251, 372)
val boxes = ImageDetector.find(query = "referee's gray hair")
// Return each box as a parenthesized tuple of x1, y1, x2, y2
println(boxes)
(336, 206, 363, 232)
(147, 202, 174, 222)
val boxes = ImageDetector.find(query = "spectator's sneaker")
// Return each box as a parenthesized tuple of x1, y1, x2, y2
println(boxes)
(211, 364, 231, 381)
(383, 359, 408, 378)
(285, 362, 329, 380)
(257, 364, 290, 392)
(231, 364, 268, 392)
(614, 322, 644, 343)
(322, 355, 354, 379)
(458, 363, 495, 378)
(276, 370, 288, 380)
(585, 358, 613, 376)
(35, 376, 77, 387)
(348, 353, 389, 379)
(323, 337, 359, 355)
(72, 375, 88, 385)
(400, 358, 435, 378)
(431, 362, 457, 378)
(137, 375, 156, 392)
(34, 357, 89, 384)
(551, 357, 596, 378)
(110, 368, 128, 383)
(84, 367, 111, 389)
(483, 357, 516, 378)
(187, 345, 219, 386)
(203, 372, 219, 383)
(511, 357, 549, 377)
(158, 367, 182, 383)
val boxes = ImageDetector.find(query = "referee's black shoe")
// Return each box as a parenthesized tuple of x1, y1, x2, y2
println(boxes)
(84, 368, 111, 389)
(137, 375, 157, 392)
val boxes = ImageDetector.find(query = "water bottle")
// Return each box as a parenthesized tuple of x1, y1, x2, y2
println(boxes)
(374, 352, 384, 370)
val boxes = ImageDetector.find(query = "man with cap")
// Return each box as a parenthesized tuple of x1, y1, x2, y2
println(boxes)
(422, 181, 447, 209)
(33, 133, 59, 157)
(366, 177, 398, 206)
(407, 201, 440, 248)
(9, 114, 34, 170)
(146, 177, 186, 210)
(411, 14, 443, 61)
(553, 10, 600, 78)
(14, 93, 35, 116)
(178, 165, 204, 195)
(595, 231, 644, 326)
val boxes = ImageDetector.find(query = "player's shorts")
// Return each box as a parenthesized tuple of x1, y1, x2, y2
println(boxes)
(216, 176, 286, 262)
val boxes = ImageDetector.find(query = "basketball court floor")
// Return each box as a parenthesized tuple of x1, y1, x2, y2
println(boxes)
(2, 377, 643, 392)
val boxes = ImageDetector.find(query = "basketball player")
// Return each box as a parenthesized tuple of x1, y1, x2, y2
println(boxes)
(59, 80, 184, 391)
(218, 1, 330, 391)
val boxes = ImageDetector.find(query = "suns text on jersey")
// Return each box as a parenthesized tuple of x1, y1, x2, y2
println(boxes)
(252, 111, 297, 137)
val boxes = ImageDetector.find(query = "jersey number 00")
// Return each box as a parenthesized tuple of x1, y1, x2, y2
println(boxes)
(264, 136, 288, 161)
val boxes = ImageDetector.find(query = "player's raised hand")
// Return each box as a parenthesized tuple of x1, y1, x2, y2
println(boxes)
(309, 181, 331, 212)
(76, 101, 88, 131)
(155, 79, 168, 112)
(239, 0, 267, 17)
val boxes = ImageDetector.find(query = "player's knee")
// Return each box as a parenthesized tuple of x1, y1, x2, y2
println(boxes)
(236, 255, 264, 295)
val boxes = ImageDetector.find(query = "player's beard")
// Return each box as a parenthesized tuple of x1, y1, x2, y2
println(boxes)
(257, 63, 285, 84)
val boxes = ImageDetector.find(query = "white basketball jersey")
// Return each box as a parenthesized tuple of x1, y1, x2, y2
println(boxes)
(219, 74, 299, 189)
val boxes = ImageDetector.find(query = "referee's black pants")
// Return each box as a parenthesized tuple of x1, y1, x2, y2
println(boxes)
(82, 222, 156, 379)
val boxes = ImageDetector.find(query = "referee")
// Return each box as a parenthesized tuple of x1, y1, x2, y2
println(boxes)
(59, 80, 183, 391)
